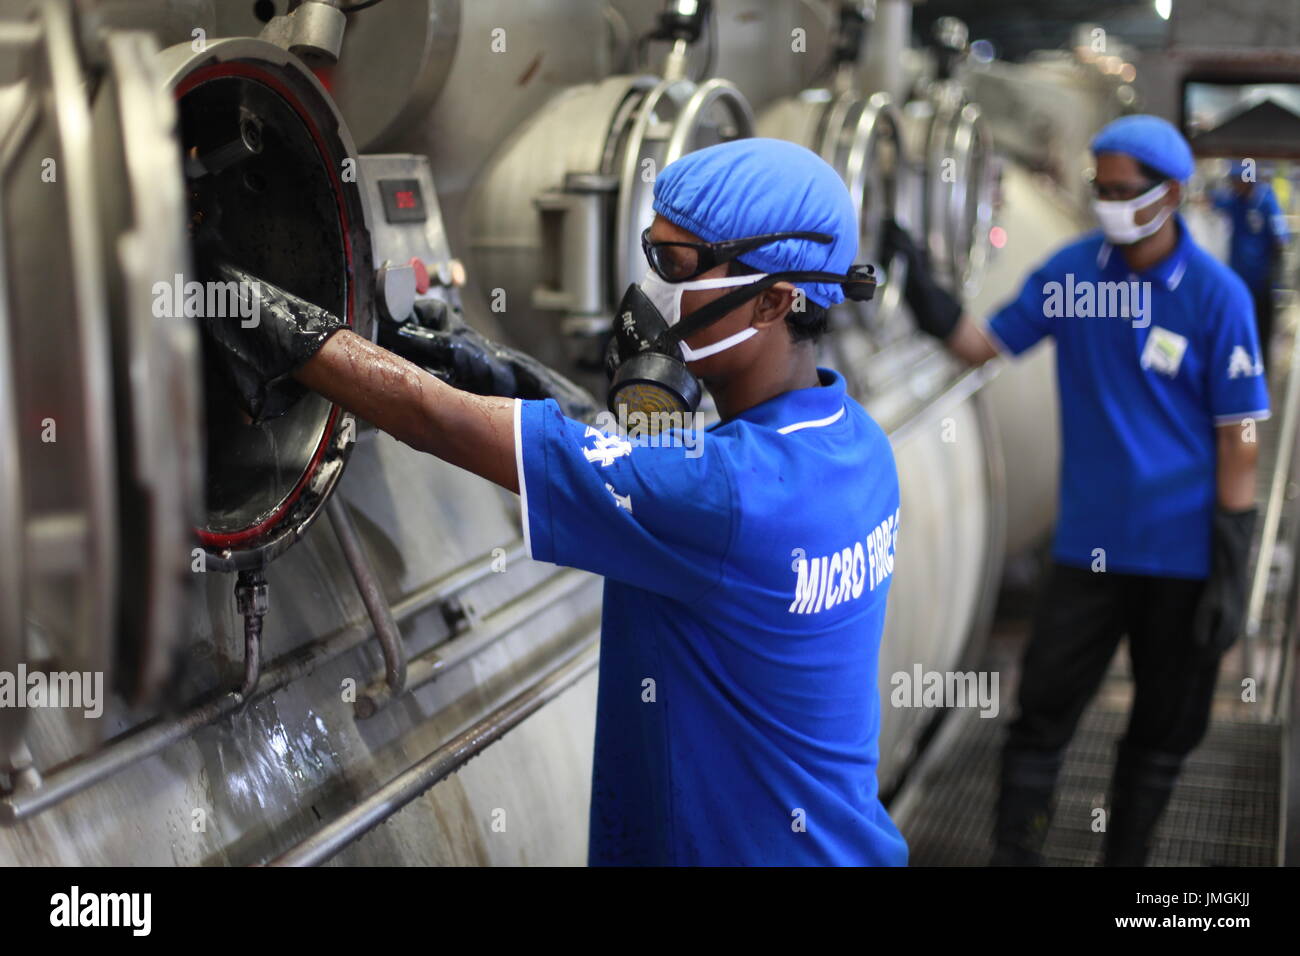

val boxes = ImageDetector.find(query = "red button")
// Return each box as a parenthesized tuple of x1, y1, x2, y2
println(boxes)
(409, 257, 430, 294)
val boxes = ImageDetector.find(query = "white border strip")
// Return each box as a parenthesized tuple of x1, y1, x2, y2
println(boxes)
(513, 398, 532, 557)
(1215, 409, 1272, 425)
(778, 405, 845, 435)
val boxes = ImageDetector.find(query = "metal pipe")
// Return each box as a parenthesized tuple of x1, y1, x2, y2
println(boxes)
(1244, 305, 1300, 693)
(241, 616, 262, 700)
(234, 569, 267, 700)
(0, 690, 241, 823)
(1, 740, 40, 795)
(392, 540, 528, 621)
(327, 496, 407, 695)
(662, 38, 690, 82)
(0, 538, 532, 824)
(860, 0, 910, 102)
(356, 570, 598, 716)
(269, 636, 600, 867)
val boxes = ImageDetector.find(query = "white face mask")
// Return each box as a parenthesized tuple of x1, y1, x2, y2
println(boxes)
(1091, 181, 1172, 245)
(638, 269, 769, 361)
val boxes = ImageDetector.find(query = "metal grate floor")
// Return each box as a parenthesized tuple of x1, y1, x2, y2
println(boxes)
(895, 674, 1283, 866)
(895, 298, 1295, 866)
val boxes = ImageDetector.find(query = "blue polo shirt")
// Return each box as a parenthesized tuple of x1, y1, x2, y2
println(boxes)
(1213, 184, 1289, 291)
(988, 216, 1270, 579)
(513, 368, 908, 866)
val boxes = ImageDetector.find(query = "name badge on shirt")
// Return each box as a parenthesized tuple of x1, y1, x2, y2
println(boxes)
(1141, 325, 1188, 378)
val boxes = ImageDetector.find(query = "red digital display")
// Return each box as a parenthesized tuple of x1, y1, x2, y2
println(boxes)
(378, 178, 426, 223)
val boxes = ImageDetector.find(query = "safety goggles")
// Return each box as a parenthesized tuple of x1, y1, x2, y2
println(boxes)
(641, 227, 834, 283)
(1088, 177, 1162, 202)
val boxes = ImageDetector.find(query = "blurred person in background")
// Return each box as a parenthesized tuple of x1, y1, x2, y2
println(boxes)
(885, 115, 1268, 866)
(1213, 158, 1290, 371)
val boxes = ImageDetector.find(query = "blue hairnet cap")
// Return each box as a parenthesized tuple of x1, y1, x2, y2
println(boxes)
(651, 138, 858, 307)
(1090, 114, 1194, 182)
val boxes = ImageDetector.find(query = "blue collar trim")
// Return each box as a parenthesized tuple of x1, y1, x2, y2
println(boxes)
(713, 367, 849, 433)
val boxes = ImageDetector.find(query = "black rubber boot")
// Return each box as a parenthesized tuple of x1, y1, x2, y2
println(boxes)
(991, 749, 1061, 865)
(1103, 743, 1183, 867)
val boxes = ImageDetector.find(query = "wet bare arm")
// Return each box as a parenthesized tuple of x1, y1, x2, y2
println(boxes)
(947, 314, 1000, 366)
(1216, 422, 1259, 511)
(296, 329, 519, 493)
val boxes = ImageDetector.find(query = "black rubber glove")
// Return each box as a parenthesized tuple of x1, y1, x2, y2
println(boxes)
(880, 219, 964, 340)
(380, 300, 599, 423)
(1192, 507, 1257, 659)
(193, 227, 345, 422)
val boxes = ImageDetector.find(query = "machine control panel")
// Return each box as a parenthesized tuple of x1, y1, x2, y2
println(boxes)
(360, 155, 460, 321)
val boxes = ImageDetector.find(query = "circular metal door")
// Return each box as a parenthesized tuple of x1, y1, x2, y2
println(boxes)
(945, 102, 995, 294)
(610, 77, 754, 297)
(158, 38, 375, 572)
(822, 92, 912, 335)
(917, 93, 995, 295)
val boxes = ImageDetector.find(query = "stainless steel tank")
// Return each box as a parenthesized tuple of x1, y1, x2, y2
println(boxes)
(462, 24, 754, 378)
(747, 7, 1005, 787)
(0, 0, 600, 866)
(1, 0, 132, 759)
(965, 165, 1092, 559)
(961, 50, 1125, 558)
(0, 0, 210, 744)
(387, 0, 619, 319)
(607, 0, 837, 114)
(208, 0, 461, 155)
(1, 0, 1098, 864)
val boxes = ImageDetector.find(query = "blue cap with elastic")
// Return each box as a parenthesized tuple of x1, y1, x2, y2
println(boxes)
(651, 138, 858, 307)
(1090, 114, 1195, 182)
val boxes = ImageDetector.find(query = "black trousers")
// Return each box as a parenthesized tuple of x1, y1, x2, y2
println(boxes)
(995, 562, 1222, 864)
(1252, 285, 1275, 374)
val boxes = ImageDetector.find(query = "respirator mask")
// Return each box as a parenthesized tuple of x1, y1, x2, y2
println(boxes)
(1091, 181, 1172, 245)
(605, 228, 877, 419)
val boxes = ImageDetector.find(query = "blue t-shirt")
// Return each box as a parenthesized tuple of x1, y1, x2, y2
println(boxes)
(1213, 184, 1289, 291)
(514, 368, 908, 866)
(988, 216, 1271, 579)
